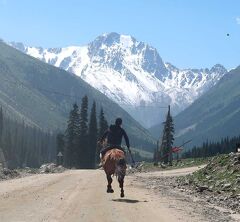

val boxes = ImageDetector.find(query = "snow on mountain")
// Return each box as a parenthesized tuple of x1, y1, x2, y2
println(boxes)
(9, 33, 227, 127)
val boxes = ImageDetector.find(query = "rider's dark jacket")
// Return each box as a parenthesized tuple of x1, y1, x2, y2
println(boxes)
(100, 124, 130, 148)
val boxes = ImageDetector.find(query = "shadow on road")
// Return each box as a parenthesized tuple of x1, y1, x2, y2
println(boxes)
(112, 199, 148, 204)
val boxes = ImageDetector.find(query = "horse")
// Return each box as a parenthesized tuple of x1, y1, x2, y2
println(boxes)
(102, 148, 127, 198)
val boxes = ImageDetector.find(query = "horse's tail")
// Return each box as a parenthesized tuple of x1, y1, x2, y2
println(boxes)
(115, 158, 126, 180)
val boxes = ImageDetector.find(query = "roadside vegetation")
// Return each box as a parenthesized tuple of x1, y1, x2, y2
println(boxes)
(175, 152, 240, 213)
(183, 153, 240, 194)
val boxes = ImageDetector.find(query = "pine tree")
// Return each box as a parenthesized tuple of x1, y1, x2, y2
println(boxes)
(65, 103, 81, 168)
(161, 105, 174, 165)
(97, 107, 108, 162)
(79, 95, 88, 168)
(88, 101, 98, 168)
(98, 107, 108, 138)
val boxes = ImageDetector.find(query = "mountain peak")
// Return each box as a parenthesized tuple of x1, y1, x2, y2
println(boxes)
(91, 32, 136, 49)
(210, 64, 227, 74)
(97, 32, 121, 45)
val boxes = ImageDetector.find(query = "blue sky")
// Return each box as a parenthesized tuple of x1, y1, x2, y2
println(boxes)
(0, 0, 239, 69)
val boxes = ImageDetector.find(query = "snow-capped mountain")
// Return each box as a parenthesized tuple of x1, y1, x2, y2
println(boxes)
(9, 33, 227, 127)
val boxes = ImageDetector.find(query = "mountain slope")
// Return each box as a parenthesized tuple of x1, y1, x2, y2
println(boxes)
(9, 33, 227, 127)
(0, 40, 155, 150)
(153, 66, 240, 147)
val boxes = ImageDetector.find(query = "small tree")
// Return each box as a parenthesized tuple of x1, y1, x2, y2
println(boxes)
(79, 95, 88, 168)
(88, 101, 98, 168)
(65, 103, 80, 168)
(98, 107, 108, 138)
(97, 107, 108, 162)
(160, 105, 174, 165)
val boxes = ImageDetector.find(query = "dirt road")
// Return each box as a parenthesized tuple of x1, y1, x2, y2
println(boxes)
(0, 167, 238, 222)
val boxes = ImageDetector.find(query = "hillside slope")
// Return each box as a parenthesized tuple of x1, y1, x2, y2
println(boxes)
(163, 66, 240, 147)
(177, 153, 240, 213)
(0, 41, 154, 150)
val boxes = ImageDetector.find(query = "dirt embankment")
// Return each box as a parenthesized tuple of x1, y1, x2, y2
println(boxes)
(177, 153, 240, 213)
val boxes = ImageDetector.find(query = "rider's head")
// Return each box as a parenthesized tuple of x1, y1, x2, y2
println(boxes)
(115, 118, 122, 126)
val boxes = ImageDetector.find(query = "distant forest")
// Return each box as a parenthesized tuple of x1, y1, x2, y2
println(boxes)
(182, 135, 240, 159)
(0, 94, 109, 169)
(0, 107, 56, 169)
(0, 93, 149, 170)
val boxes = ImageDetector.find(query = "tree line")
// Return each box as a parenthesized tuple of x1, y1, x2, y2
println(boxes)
(0, 107, 56, 169)
(182, 135, 240, 159)
(57, 95, 109, 169)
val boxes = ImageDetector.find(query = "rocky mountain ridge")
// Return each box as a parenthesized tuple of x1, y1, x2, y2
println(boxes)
(9, 33, 227, 127)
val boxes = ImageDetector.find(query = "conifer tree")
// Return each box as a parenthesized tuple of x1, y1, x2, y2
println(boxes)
(96, 107, 108, 162)
(98, 107, 108, 138)
(161, 105, 174, 165)
(88, 101, 98, 168)
(65, 103, 80, 168)
(79, 95, 88, 168)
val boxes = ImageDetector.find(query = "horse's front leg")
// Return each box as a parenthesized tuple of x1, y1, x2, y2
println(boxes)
(118, 176, 124, 198)
(106, 174, 114, 193)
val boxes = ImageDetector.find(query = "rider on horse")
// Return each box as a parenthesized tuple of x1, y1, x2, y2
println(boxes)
(99, 118, 131, 159)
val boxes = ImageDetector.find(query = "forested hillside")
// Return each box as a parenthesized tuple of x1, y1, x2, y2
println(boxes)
(0, 107, 56, 168)
(182, 135, 240, 159)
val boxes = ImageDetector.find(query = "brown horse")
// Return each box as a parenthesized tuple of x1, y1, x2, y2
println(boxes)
(102, 148, 127, 198)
